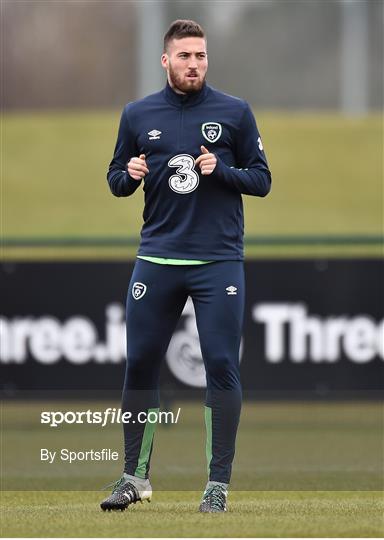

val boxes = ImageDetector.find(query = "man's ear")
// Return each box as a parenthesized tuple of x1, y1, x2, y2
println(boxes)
(161, 53, 168, 70)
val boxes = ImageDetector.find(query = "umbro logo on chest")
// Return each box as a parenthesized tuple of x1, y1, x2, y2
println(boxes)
(148, 129, 162, 140)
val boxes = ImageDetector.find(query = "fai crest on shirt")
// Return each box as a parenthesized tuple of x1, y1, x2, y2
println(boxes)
(132, 282, 147, 300)
(201, 122, 222, 143)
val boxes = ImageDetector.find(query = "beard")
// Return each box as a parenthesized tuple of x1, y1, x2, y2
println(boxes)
(168, 62, 206, 94)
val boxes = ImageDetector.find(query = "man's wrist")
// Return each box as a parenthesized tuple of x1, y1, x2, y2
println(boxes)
(126, 171, 142, 184)
(211, 154, 225, 178)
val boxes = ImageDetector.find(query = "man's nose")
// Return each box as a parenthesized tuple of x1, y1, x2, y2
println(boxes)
(188, 57, 198, 69)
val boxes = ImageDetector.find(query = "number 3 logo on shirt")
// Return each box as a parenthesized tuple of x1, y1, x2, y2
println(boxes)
(168, 154, 199, 194)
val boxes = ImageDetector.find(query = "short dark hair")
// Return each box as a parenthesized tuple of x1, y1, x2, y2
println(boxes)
(163, 19, 206, 52)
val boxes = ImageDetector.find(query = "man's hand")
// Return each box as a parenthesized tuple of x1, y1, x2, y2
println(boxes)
(127, 154, 149, 180)
(195, 146, 217, 175)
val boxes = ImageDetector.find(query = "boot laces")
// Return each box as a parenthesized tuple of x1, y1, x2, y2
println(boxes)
(204, 485, 226, 510)
(102, 477, 139, 500)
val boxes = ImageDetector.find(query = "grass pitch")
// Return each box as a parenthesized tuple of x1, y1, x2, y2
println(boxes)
(1, 400, 383, 537)
(1, 490, 383, 537)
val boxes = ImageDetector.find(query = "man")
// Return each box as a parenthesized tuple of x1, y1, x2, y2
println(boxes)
(101, 19, 271, 513)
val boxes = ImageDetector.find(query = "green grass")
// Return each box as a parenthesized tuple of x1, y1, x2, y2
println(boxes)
(1, 401, 383, 536)
(2, 111, 382, 259)
(1, 490, 383, 537)
(2, 243, 382, 260)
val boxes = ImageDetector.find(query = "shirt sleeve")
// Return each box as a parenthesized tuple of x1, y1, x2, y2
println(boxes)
(107, 105, 142, 197)
(213, 102, 272, 197)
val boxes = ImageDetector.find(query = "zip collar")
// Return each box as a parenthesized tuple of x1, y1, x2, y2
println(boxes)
(163, 81, 209, 108)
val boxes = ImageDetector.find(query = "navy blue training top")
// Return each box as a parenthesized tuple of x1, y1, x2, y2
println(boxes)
(107, 82, 271, 260)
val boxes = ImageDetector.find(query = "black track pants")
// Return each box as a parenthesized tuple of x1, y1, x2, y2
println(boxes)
(122, 259, 244, 484)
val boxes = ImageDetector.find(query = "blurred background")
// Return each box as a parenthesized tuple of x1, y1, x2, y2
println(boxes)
(1, 0, 383, 492)
(3, 0, 383, 110)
